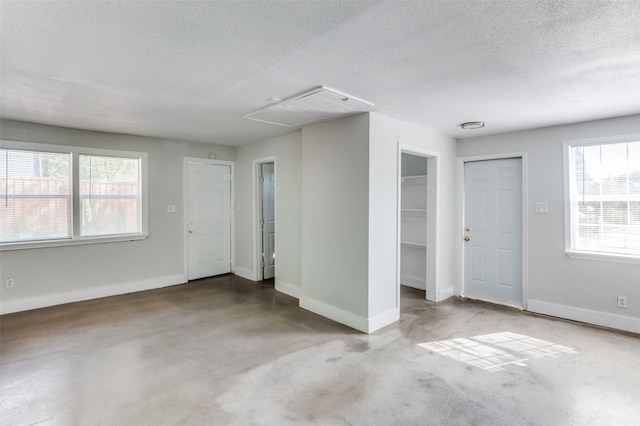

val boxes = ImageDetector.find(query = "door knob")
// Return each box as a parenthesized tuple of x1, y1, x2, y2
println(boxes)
(464, 236, 470, 242)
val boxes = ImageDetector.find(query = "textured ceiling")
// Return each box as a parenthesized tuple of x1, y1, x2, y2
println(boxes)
(1, 1, 639, 146)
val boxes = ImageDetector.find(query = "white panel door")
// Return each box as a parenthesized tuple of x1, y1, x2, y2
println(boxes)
(463, 158, 522, 306)
(187, 162, 231, 280)
(261, 163, 275, 280)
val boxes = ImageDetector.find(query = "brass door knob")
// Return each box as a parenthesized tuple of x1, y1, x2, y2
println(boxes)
(464, 236, 470, 242)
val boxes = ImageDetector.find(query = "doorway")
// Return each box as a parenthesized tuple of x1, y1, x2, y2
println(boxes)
(184, 158, 233, 281)
(254, 158, 276, 281)
(400, 153, 428, 294)
(462, 157, 523, 307)
(260, 162, 275, 280)
(398, 147, 438, 303)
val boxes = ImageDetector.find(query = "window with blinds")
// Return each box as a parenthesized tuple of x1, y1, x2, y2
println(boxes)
(0, 149, 71, 243)
(0, 141, 147, 250)
(566, 139, 640, 259)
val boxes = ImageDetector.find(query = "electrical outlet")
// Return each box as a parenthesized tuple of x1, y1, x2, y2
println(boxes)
(5, 277, 14, 289)
(167, 205, 176, 213)
(617, 296, 628, 309)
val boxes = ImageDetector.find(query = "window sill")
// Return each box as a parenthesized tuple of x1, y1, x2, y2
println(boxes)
(565, 250, 640, 265)
(0, 233, 149, 251)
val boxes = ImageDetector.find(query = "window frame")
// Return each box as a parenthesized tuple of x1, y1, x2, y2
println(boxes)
(1, 140, 148, 251)
(563, 134, 640, 265)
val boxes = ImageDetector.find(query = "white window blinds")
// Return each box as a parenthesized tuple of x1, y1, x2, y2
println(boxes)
(568, 140, 640, 257)
(1, 141, 148, 250)
(0, 149, 71, 243)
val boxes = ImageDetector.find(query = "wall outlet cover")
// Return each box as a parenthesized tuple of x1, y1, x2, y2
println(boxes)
(617, 296, 628, 309)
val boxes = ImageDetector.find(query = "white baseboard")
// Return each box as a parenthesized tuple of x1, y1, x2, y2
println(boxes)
(299, 295, 399, 333)
(232, 267, 300, 299)
(528, 299, 640, 334)
(300, 295, 369, 333)
(233, 266, 256, 281)
(275, 279, 300, 299)
(400, 275, 426, 290)
(437, 286, 454, 302)
(0, 274, 185, 315)
(368, 307, 400, 333)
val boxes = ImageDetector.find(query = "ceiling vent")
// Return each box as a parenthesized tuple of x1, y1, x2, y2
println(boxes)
(243, 86, 375, 128)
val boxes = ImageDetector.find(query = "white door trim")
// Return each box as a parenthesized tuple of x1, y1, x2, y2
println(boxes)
(457, 152, 528, 309)
(397, 143, 440, 304)
(183, 157, 235, 283)
(252, 156, 276, 281)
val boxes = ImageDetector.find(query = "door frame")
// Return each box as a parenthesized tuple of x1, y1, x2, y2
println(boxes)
(457, 152, 529, 309)
(253, 156, 276, 281)
(397, 143, 439, 304)
(182, 157, 235, 283)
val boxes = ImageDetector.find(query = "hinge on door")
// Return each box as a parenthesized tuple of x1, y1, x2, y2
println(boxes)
(260, 218, 264, 226)
(260, 260, 265, 268)
(259, 176, 264, 183)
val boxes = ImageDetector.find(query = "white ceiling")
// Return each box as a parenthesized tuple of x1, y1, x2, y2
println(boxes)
(1, 1, 639, 146)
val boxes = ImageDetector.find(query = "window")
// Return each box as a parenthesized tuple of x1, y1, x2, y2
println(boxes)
(564, 136, 640, 262)
(1, 141, 148, 250)
(0, 150, 71, 242)
(79, 154, 141, 237)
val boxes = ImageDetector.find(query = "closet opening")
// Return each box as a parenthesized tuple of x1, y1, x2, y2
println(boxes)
(398, 150, 437, 304)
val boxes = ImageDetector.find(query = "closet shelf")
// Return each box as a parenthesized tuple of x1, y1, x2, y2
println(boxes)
(401, 166, 427, 291)
(401, 241, 427, 248)
(401, 175, 428, 185)
(401, 209, 427, 215)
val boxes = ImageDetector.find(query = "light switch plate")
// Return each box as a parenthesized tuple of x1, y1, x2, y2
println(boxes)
(535, 202, 548, 214)
(167, 205, 176, 213)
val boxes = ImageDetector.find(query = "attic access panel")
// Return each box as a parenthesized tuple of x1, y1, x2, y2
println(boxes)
(243, 86, 375, 128)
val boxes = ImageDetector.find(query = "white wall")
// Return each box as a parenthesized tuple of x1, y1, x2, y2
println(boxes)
(300, 114, 371, 330)
(14, 113, 625, 336)
(298, 113, 457, 333)
(457, 115, 640, 333)
(0, 119, 234, 314)
(369, 113, 458, 320)
(233, 132, 302, 297)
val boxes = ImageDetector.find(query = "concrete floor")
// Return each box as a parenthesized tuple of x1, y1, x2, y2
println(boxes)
(1, 275, 639, 425)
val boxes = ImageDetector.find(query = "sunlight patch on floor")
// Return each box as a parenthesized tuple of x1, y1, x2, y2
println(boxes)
(419, 331, 577, 372)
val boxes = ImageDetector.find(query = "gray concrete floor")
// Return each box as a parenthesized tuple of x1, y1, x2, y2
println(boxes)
(1, 274, 639, 425)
